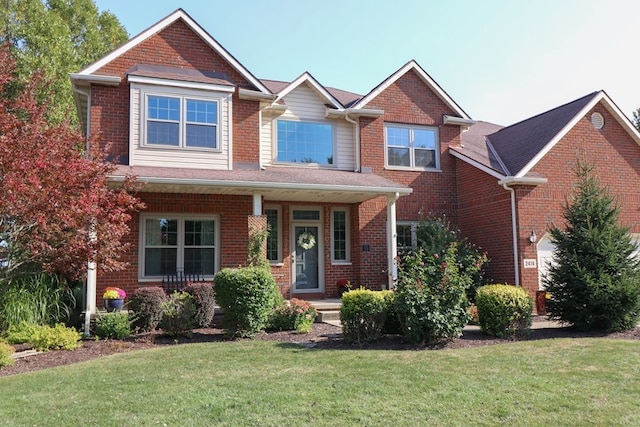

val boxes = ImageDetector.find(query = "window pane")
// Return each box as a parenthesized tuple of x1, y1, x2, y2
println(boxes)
(333, 210, 347, 261)
(265, 209, 278, 262)
(388, 147, 410, 166)
(276, 120, 333, 164)
(186, 99, 217, 124)
(144, 248, 177, 276)
(386, 127, 410, 147)
(145, 219, 178, 246)
(186, 124, 216, 148)
(184, 248, 215, 275)
(415, 149, 436, 168)
(292, 210, 321, 221)
(184, 220, 215, 246)
(397, 225, 413, 249)
(148, 96, 179, 121)
(147, 122, 179, 146)
(413, 129, 436, 149)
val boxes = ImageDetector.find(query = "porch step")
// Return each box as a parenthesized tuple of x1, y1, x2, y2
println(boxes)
(316, 309, 341, 323)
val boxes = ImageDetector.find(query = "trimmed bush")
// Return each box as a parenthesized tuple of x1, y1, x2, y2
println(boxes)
(476, 284, 533, 338)
(128, 287, 166, 332)
(213, 266, 279, 338)
(381, 290, 402, 335)
(5, 322, 81, 351)
(160, 292, 196, 337)
(94, 313, 132, 339)
(0, 342, 15, 368)
(185, 282, 216, 328)
(267, 298, 317, 334)
(340, 289, 387, 345)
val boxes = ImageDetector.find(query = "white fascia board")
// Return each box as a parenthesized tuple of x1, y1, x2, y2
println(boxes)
(326, 107, 385, 119)
(498, 176, 548, 186)
(127, 75, 235, 93)
(448, 149, 507, 180)
(238, 88, 278, 101)
(76, 9, 270, 94)
(600, 92, 640, 146)
(277, 73, 343, 108)
(353, 60, 471, 119)
(70, 73, 121, 86)
(109, 174, 413, 196)
(515, 92, 604, 178)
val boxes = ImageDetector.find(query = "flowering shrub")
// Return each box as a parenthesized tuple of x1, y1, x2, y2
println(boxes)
(103, 287, 126, 300)
(268, 298, 317, 333)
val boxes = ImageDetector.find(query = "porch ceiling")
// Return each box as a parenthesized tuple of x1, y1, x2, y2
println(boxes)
(111, 165, 412, 203)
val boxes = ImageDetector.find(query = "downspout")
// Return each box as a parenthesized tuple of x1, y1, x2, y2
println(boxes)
(344, 112, 360, 172)
(72, 84, 95, 336)
(502, 183, 520, 285)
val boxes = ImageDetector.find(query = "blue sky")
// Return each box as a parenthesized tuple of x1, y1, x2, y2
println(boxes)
(94, 0, 639, 126)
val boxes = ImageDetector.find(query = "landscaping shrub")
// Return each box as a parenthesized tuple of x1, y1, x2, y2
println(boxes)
(0, 342, 14, 368)
(213, 266, 279, 338)
(394, 244, 472, 344)
(94, 313, 132, 339)
(340, 289, 387, 345)
(381, 290, 402, 335)
(0, 273, 73, 330)
(160, 292, 196, 337)
(475, 284, 533, 338)
(5, 322, 81, 351)
(128, 286, 166, 332)
(185, 282, 216, 328)
(267, 298, 317, 333)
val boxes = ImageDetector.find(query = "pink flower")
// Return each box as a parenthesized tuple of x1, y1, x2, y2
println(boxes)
(434, 253, 439, 259)
(441, 262, 447, 269)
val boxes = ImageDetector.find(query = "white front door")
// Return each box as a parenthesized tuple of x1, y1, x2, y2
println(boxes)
(537, 234, 556, 290)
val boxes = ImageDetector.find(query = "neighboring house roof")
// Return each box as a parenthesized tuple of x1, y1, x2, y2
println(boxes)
(126, 64, 235, 87)
(352, 60, 471, 120)
(112, 165, 412, 203)
(72, 8, 270, 94)
(452, 90, 640, 179)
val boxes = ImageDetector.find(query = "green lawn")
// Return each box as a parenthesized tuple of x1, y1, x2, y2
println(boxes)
(1, 338, 639, 426)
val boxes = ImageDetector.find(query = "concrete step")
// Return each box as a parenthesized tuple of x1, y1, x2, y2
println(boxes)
(316, 309, 341, 323)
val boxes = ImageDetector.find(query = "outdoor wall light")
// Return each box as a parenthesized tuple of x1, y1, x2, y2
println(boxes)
(529, 230, 537, 244)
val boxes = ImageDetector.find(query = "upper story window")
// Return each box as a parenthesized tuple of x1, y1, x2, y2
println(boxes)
(385, 124, 439, 170)
(146, 95, 218, 149)
(276, 120, 334, 165)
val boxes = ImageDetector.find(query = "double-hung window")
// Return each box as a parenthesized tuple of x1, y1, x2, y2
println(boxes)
(146, 95, 218, 149)
(396, 222, 418, 251)
(276, 120, 334, 165)
(385, 124, 439, 170)
(141, 215, 219, 279)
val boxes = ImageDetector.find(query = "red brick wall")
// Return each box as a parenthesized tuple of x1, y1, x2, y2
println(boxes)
(89, 18, 260, 164)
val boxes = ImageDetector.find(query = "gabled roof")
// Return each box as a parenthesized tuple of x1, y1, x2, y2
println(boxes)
(454, 90, 640, 179)
(260, 78, 363, 108)
(352, 60, 470, 119)
(267, 72, 345, 109)
(74, 8, 270, 94)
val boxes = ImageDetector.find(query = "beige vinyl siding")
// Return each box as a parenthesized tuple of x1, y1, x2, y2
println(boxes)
(130, 84, 231, 170)
(260, 83, 355, 170)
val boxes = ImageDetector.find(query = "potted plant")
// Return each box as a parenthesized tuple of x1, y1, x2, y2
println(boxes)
(103, 287, 127, 312)
(336, 279, 351, 297)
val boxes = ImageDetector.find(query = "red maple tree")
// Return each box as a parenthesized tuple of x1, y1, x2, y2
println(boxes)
(0, 44, 144, 279)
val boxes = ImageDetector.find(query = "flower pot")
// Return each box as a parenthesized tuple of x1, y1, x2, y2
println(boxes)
(535, 291, 547, 315)
(104, 298, 124, 313)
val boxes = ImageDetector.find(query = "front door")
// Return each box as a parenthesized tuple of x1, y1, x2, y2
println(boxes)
(292, 225, 321, 293)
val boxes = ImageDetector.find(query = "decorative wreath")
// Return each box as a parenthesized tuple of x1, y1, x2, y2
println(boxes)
(297, 231, 316, 250)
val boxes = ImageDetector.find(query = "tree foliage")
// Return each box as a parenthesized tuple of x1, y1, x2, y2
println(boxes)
(0, 45, 143, 280)
(633, 108, 640, 131)
(544, 161, 640, 331)
(0, 0, 128, 124)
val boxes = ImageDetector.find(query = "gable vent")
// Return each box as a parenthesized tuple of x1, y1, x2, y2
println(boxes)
(591, 112, 604, 129)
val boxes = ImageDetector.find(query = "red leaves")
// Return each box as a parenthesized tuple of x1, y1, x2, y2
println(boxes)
(0, 44, 143, 279)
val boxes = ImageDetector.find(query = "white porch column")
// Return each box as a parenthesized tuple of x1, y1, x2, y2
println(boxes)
(252, 193, 262, 216)
(386, 192, 400, 289)
(84, 225, 97, 337)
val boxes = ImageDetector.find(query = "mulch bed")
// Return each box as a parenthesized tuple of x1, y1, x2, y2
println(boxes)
(2, 318, 640, 378)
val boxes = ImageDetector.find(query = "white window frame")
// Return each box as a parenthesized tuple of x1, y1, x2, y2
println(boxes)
(265, 205, 283, 265)
(138, 213, 220, 281)
(396, 221, 419, 250)
(331, 207, 351, 264)
(136, 84, 228, 153)
(274, 119, 336, 166)
(384, 123, 440, 171)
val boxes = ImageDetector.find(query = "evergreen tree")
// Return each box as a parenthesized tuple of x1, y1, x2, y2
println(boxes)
(544, 161, 640, 331)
